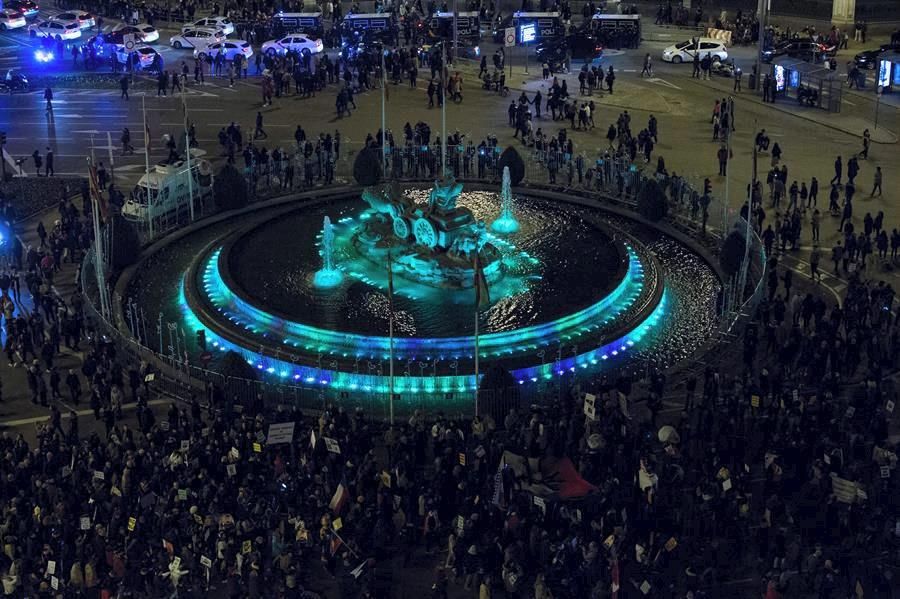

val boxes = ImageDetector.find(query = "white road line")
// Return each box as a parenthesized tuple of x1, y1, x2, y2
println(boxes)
(0, 398, 170, 427)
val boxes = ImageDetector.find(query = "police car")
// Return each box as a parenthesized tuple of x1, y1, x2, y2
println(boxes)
(0, 9, 27, 31)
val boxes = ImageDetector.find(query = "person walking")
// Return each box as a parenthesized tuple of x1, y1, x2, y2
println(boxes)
(120, 74, 129, 100)
(809, 244, 821, 281)
(733, 65, 742, 91)
(254, 111, 267, 140)
(641, 53, 652, 77)
(830, 155, 842, 185)
(605, 66, 615, 95)
(44, 86, 53, 111)
(692, 51, 701, 78)
(717, 144, 728, 176)
(870, 166, 882, 197)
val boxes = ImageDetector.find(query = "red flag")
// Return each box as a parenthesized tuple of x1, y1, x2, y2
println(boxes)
(329, 483, 349, 514)
(88, 164, 109, 220)
(474, 252, 490, 309)
(329, 535, 343, 556)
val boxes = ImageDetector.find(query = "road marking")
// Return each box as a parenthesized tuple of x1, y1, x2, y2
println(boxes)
(842, 98, 856, 106)
(646, 77, 682, 90)
(0, 398, 170, 428)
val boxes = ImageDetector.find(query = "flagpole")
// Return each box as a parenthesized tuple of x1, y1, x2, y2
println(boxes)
(87, 157, 109, 320)
(441, 42, 447, 179)
(181, 83, 195, 222)
(381, 50, 387, 175)
(387, 251, 395, 428)
(142, 95, 153, 239)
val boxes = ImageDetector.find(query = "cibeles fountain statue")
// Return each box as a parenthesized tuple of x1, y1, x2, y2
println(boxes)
(356, 177, 503, 289)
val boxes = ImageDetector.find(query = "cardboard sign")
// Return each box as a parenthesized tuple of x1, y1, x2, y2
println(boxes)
(226, 464, 237, 477)
(332, 517, 343, 531)
(94, 470, 105, 480)
(128, 517, 137, 532)
(455, 515, 464, 534)
(181, 440, 190, 451)
(750, 395, 760, 408)
(533, 496, 546, 512)
(267, 422, 296, 444)
(380, 471, 391, 488)
(665, 537, 677, 552)
(474, 445, 486, 458)
(323, 437, 341, 454)
(144, 374, 155, 382)
(80, 516, 91, 530)
(193, 513, 203, 525)
(242, 540, 251, 554)
(584, 393, 597, 420)
(882, 466, 891, 479)
(253, 442, 262, 453)
(46, 561, 56, 575)
(603, 534, 615, 549)
(50, 576, 58, 590)
(172, 556, 181, 571)
(640, 580, 651, 595)
(458, 452, 466, 466)
(110, 486, 121, 497)
(200, 556, 212, 568)
(177, 489, 188, 501)
(886, 400, 895, 413)
(722, 478, 732, 492)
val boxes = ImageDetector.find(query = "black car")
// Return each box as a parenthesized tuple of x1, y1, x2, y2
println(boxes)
(762, 39, 835, 63)
(536, 32, 602, 65)
(5, 0, 39, 18)
(854, 43, 900, 69)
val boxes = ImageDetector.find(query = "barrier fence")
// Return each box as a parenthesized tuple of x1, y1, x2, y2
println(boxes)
(88, 149, 767, 419)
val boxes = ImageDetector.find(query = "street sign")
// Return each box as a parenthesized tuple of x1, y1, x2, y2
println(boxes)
(123, 34, 136, 51)
(504, 27, 516, 47)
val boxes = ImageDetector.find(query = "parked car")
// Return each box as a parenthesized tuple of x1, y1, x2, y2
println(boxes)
(0, 9, 27, 30)
(661, 38, 728, 63)
(114, 23, 160, 43)
(52, 11, 95, 29)
(194, 39, 253, 61)
(854, 42, 900, 69)
(170, 28, 224, 50)
(535, 31, 603, 65)
(182, 16, 234, 36)
(261, 34, 324, 56)
(28, 19, 82, 40)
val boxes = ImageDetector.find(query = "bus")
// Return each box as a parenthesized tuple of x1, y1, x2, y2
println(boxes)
(124, 156, 213, 225)
(492, 12, 563, 43)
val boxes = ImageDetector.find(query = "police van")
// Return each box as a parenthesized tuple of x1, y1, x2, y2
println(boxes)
(427, 11, 481, 42)
(273, 11, 324, 36)
(124, 154, 213, 224)
(341, 13, 397, 45)
(589, 13, 641, 49)
(492, 12, 563, 43)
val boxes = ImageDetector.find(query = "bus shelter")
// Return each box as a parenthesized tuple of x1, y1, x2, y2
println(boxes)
(769, 59, 842, 113)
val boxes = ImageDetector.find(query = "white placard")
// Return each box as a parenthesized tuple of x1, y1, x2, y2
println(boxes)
(267, 422, 296, 444)
(46, 560, 56, 575)
(80, 516, 91, 530)
(323, 437, 341, 454)
(200, 556, 212, 568)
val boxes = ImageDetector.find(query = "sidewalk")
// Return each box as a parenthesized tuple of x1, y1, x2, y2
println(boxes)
(684, 75, 899, 143)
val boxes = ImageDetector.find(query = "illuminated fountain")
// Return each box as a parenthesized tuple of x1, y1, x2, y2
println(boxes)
(491, 167, 520, 234)
(312, 216, 343, 289)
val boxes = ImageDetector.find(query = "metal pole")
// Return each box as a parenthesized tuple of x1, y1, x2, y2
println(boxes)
(182, 84, 195, 222)
(722, 110, 731, 235)
(441, 42, 447, 179)
(388, 254, 395, 428)
(142, 95, 153, 239)
(874, 88, 881, 130)
(381, 50, 388, 174)
(474, 301, 479, 418)
(106, 131, 115, 187)
(452, 0, 459, 63)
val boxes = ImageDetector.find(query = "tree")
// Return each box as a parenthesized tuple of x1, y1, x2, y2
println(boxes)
(353, 147, 383, 186)
(219, 350, 258, 381)
(106, 213, 141, 270)
(720, 230, 746, 278)
(497, 147, 525, 186)
(636, 179, 668, 222)
(213, 164, 249, 211)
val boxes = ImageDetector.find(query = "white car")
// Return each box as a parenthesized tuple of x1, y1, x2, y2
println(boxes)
(114, 23, 160, 43)
(170, 27, 224, 50)
(28, 19, 82, 40)
(0, 9, 27, 30)
(194, 39, 253, 61)
(261, 34, 323, 57)
(182, 16, 233, 36)
(661, 38, 728, 63)
(117, 45, 161, 69)
(53, 11, 95, 29)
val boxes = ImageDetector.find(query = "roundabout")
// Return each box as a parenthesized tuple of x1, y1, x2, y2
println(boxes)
(126, 178, 721, 405)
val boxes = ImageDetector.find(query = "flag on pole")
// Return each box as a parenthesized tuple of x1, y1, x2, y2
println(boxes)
(329, 535, 343, 556)
(87, 163, 109, 220)
(144, 117, 152, 156)
(329, 482, 349, 514)
(474, 252, 490, 308)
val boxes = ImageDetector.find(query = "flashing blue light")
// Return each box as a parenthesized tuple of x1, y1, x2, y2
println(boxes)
(34, 50, 54, 63)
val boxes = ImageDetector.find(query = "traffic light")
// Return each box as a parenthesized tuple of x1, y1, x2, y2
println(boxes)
(196, 329, 206, 352)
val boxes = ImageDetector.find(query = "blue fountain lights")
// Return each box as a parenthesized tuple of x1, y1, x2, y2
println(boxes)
(196, 243, 648, 362)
